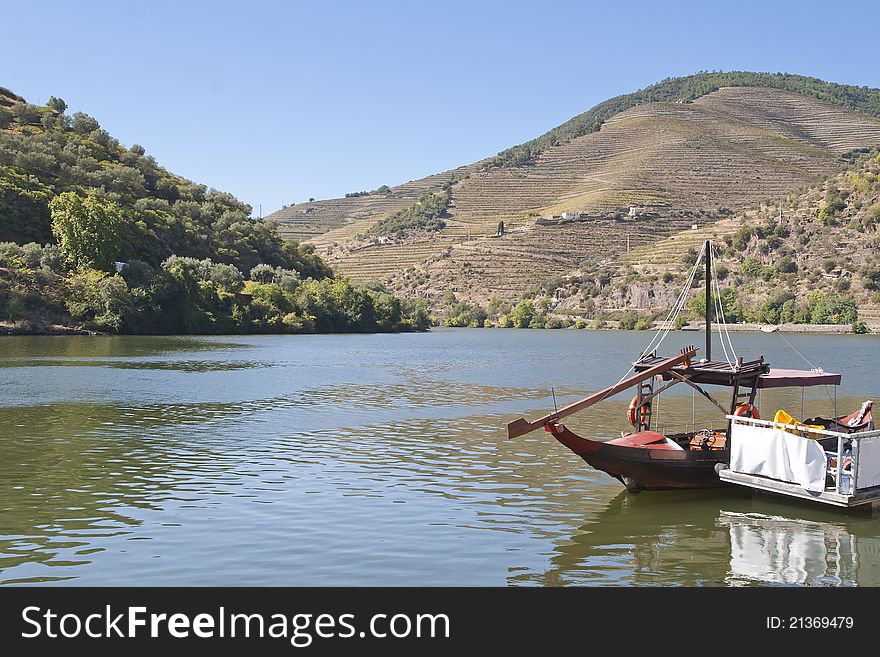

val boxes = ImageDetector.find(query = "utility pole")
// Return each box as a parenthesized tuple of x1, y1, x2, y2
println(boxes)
(627, 232, 631, 254)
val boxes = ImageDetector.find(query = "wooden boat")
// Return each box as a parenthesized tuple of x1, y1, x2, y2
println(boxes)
(507, 240, 869, 494)
(539, 362, 850, 492)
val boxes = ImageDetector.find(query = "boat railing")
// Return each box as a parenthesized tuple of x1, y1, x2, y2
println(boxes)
(726, 415, 880, 440)
(726, 415, 880, 496)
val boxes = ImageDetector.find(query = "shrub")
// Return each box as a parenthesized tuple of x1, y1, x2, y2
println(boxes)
(776, 256, 797, 274)
(445, 301, 487, 328)
(740, 258, 767, 279)
(10, 102, 42, 124)
(510, 300, 535, 328)
(617, 311, 638, 330)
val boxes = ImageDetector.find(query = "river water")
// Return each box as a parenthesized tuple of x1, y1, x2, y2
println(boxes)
(1, 328, 878, 586)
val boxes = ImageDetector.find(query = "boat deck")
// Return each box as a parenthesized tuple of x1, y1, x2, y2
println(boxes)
(718, 468, 880, 508)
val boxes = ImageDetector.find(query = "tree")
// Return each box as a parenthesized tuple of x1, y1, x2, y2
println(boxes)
(50, 191, 124, 270)
(71, 111, 100, 133)
(510, 300, 535, 328)
(808, 293, 857, 324)
(65, 269, 132, 331)
(47, 96, 67, 114)
(250, 263, 278, 283)
(405, 299, 431, 331)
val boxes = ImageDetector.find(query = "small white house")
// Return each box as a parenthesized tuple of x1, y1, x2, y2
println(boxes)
(561, 211, 581, 220)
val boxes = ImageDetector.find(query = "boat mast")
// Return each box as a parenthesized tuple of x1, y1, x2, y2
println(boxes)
(705, 240, 711, 361)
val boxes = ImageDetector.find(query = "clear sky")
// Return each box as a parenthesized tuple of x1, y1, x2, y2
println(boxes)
(4, 0, 880, 216)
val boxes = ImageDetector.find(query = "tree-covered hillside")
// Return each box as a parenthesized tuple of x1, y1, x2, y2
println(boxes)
(0, 88, 429, 334)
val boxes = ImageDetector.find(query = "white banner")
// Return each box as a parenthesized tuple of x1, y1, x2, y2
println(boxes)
(729, 423, 827, 493)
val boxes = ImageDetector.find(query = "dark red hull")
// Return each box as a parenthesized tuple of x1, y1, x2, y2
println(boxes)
(547, 421, 730, 491)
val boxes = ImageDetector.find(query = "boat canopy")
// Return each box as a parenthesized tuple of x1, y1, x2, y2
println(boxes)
(756, 368, 841, 388)
(634, 355, 769, 387)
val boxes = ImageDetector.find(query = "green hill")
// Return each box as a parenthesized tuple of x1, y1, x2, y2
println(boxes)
(0, 90, 428, 334)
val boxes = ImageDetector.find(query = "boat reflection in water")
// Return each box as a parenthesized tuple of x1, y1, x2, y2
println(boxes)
(519, 490, 880, 586)
(721, 509, 880, 586)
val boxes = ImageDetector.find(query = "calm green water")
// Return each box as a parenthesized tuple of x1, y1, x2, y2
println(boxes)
(1, 328, 879, 586)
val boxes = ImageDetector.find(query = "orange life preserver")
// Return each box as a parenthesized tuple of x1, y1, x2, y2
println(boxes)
(627, 395, 651, 427)
(733, 402, 760, 420)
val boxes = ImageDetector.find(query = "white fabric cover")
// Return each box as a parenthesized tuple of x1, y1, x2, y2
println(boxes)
(729, 423, 827, 493)
(856, 436, 880, 489)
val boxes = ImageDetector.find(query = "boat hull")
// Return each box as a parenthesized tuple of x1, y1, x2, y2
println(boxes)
(547, 422, 729, 491)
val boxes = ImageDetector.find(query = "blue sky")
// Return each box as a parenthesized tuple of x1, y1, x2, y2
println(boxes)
(4, 1, 880, 216)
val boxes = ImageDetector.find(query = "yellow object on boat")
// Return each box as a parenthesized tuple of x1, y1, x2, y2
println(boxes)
(772, 409, 824, 438)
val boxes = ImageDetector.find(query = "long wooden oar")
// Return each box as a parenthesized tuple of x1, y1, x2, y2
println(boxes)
(507, 347, 697, 439)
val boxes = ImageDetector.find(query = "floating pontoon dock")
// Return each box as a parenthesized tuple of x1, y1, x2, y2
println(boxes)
(719, 415, 880, 508)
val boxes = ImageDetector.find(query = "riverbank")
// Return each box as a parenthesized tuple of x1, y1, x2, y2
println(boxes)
(1, 319, 865, 336)
(674, 322, 859, 334)
(0, 321, 102, 336)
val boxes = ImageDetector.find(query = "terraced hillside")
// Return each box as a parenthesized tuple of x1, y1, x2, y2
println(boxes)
(271, 165, 481, 242)
(268, 76, 880, 306)
(549, 149, 880, 330)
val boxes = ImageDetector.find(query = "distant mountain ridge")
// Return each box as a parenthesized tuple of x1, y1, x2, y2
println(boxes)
(267, 72, 880, 307)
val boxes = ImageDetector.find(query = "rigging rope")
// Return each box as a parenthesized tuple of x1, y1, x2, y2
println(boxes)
(584, 243, 707, 413)
(635, 241, 706, 364)
(710, 243, 738, 369)
(770, 331, 835, 407)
